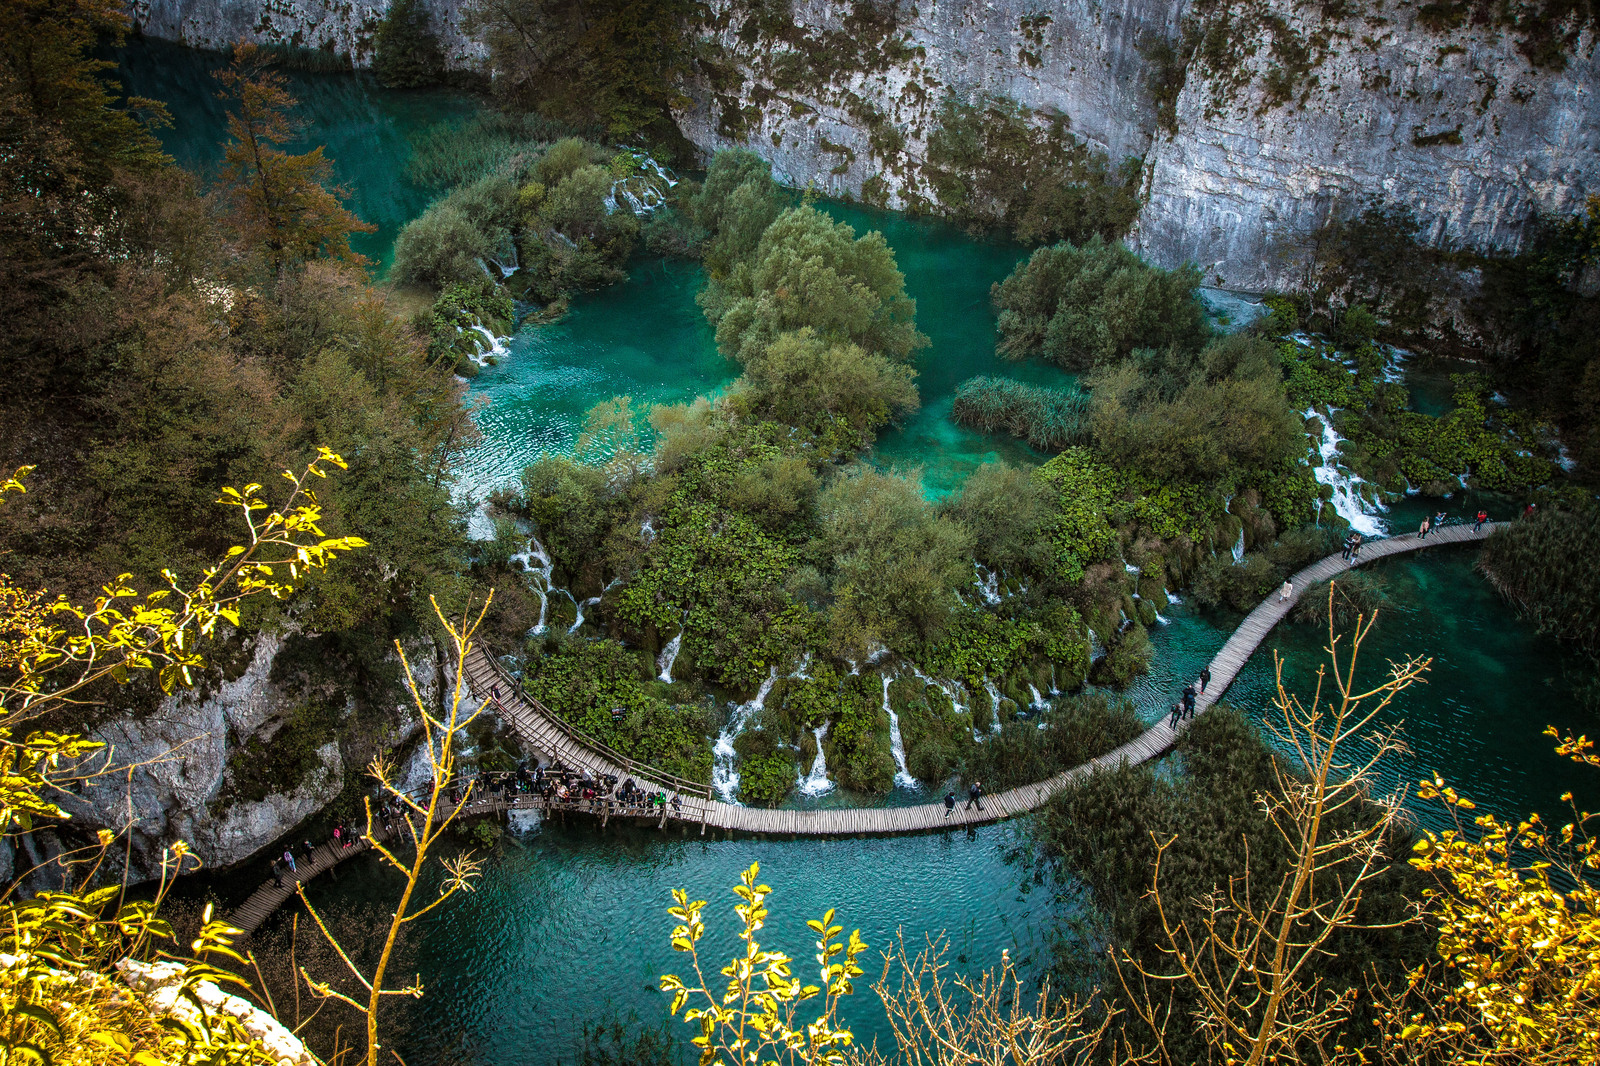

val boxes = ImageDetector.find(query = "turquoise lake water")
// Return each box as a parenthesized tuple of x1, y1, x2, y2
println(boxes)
(118, 45, 1595, 1065)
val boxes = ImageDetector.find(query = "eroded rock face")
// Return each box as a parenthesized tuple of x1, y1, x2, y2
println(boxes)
(40, 631, 434, 887)
(127, 0, 485, 69)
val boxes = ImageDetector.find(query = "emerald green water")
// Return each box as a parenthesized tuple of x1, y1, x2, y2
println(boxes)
(115, 39, 477, 270)
(120, 50, 1596, 1066)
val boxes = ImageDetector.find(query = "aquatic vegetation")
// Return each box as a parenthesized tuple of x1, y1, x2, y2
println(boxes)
(1479, 508, 1600, 697)
(372, 0, 444, 88)
(950, 376, 1090, 451)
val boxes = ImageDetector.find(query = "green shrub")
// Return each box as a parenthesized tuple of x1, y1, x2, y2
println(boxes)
(733, 728, 796, 806)
(961, 691, 1142, 790)
(687, 150, 789, 275)
(1480, 508, 1600, 667)
(993, 237, 1210, 370)
(392, 173, 518, 287)
(703, 205, 927, 365)
(823, 673, 895, 792)
(1292, 570, 1393, 628)
(736, 328, 919, 455)
(950, 376, 1090, 451)
(1092, 624, 1153, 686)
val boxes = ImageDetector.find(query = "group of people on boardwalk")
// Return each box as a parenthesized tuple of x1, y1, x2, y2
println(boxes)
(1168, 667, 1211, 729)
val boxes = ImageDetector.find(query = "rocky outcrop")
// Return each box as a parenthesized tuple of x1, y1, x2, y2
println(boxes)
(33, 630, 435, 887)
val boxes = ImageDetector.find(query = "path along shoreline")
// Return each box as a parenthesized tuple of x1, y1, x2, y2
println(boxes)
(226, 521, 1498, 933)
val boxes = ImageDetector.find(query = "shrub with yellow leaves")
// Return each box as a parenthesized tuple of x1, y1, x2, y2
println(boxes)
(1380, 728, 1600, 1065)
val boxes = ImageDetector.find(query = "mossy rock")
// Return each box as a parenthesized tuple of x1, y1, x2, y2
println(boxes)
(1138, 575, 1168, 605)
(1120, 593, 1138, 624)
(970, 685, 994, 732)
(1136, 598, 1159, 627)
(1052, 654, 1088, 693)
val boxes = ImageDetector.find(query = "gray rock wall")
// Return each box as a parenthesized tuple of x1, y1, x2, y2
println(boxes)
(29, 631, 435, 888)
(127, 0, 484, 68)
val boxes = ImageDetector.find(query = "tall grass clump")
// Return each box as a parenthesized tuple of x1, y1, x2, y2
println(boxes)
(951, 375, 1090, 451)
(406, 111, 578, 189)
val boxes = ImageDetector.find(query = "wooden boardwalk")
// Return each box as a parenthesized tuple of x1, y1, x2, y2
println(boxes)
(226, 521, 1497, 933)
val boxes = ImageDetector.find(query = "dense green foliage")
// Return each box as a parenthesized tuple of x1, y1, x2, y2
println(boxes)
(1479, 509, 1600, 689)
(393, 135, 642, 303)
(373, 0, 444, 88)
(920, 93, 1142, 244)
(950, 376, 1089, 451)
(993, 238, 1210, 369)
(701, 203, 927, 364)
(1029, 707, 1433, 1057)
(521, 637, 713, 782)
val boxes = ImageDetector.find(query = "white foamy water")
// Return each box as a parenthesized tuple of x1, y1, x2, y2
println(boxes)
(508, 535, 556, 635)
(984, 680, 1005, 734)
(1306, 408, 1387, 536)
(973, 563, 1002, 606)
(883, 674, 918, 788)
(1231, 528, 1246, 563)
(711, 668, 778, 803)
(797, 722, 832, 796)
(656, 630, 683, 683)
(507, 808, 542, 835)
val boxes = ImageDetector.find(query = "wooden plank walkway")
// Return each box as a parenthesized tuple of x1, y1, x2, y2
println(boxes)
(226, 521, 1497, 933)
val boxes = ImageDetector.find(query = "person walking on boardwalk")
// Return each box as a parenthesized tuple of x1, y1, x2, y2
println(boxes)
(300, 839, 316, 864)
(944, 791, 956, 818)
(282, 848, 296, 875)
(271, 859, 285, 888)
(1279, 579, 1293, 602)
(1349, 533, 1363, 562)
(1434, 510, 1446, 529)
(1182, 684, 1197, 719)
(1169, 701, 1183, 729)
(1419, 516, 1431, 539)
(1341, 533, 1355, 561)
(1474, 510, 1488, 532)
(966, 780, 984, 811)
(1199, 666, 1211, 694)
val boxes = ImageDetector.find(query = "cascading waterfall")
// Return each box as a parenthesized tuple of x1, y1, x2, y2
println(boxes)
(972, 563, 1003, 606)
(567, 578, 621, 635)
(1305, 408, 1387, 536)
(507, 808, 543, 835)
(508, 535, 555, 635)
(883, 674, 918, 787)
(712, 668, 778, 802)
(1231, 529, 1246, 563)
(657, 629, 684, 683)
(1027, 683, 1048, 710)
(605, 149, 678, 215)
(984, 679, 1005, 733)
(467, 325, 511, 367)
(796, 722, 832, 796)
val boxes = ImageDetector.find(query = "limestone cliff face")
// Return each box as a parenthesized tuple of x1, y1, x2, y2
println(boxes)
(25, 632, 435, 887)
(1132, 12, 1600, 290)
(127, 0, 484, 69)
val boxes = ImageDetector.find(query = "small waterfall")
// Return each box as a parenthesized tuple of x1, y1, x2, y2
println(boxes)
(1087, 630, 1106, 662)
(883, 675, 917, 787)
(1049, 665, 1060, 697)
(797, 722, 832, 796)
(468, 325, 511, 366)
(567, 578, 620, 635)
(605, 149, 678, 215)
(657, 629, 683, 683)
(508, 535, 555, 635)
(973, 563, 1003, 606)
(1231, 529, 1246, 563)
(1027, 683, 1048, 710)
(640, 517, 656, 543)
(788, 652, 813, 681)
(1305, 408, 1387, 536)
(1166, 590, 1182, 605)
(984, 680, 1005, 733)
(507, 808, 542, 835)
(711, 668, 778, 803)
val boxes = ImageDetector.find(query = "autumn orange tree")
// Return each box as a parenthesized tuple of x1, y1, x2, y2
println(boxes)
(214, 42, 374, 272)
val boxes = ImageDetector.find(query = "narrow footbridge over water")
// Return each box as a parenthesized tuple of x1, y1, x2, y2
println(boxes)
(227, 521, 1496, 934)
